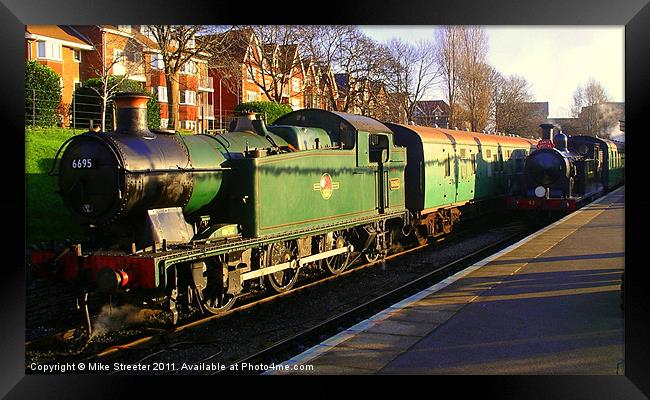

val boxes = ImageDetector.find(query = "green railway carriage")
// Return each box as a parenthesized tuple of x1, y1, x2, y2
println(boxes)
(567, 135, 625, 190)
(386, 123, 536, 240)
(602, 138, 625, 189)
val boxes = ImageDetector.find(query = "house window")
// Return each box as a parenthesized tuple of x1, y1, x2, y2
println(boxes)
(126, 50, 142, 63)
(151, 53, 164, 70)
(180, 90, 196, 105)
(160, 118, 169, 128)
(156, 86, 168, 103)
(291, 98, 300, 110)
(181, 61, 196, 74)
(36, 40, 62, 61)
(73, 49, 81, 62)
(113, 49, 126, 75)
(185, 120, 196, 130)
(74, 79, 81, 91)
(246, 91, 257, 102)
(292, 77, 300, 93)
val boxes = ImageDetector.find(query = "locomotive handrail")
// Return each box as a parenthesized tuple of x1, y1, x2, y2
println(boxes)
(47, 133, 125, 176)
(47, 135, 78, 176)
(120, 166, 233, 173)
(198, 133, 233, 160)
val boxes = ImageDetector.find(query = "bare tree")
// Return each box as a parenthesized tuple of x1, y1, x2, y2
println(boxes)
(435, 26, 463, 129)
(494, 74, 535, 134)
(231, 25, 305, 104)
(203, 28, 251, 101)
(384, 38, 439, 123)
(456, 26, 495, 132)
(82, 33, 145, 131)
(571, 78, 611, 136)
(297, 26, 361, 110)
(146, 25, 233, 130)
(298, 26, 388, 114)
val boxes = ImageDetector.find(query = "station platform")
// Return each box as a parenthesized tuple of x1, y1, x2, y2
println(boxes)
(273, 186, 625, 374)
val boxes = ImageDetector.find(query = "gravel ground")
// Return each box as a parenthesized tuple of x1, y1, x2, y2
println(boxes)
(26, 213, 536, 374)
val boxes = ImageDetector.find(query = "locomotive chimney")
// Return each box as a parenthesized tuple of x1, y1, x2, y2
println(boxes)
(539, 123, 555, 141)
(113, 92, 154, 138)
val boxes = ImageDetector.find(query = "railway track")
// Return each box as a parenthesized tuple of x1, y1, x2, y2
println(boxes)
(26, 215, 535, 370)
(217, 228, 528, 375)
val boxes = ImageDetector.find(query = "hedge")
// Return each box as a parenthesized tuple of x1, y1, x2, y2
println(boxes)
(25, 61, 62, 127)
(234, 101, 293, 124)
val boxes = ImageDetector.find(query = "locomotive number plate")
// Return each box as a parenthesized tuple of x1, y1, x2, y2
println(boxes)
(389, 178, 400, 190)
(71, 158, 95, 169)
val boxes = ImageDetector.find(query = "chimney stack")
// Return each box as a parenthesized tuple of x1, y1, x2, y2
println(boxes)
(113, 92, 154, 138)
(539, 123, 555, 141)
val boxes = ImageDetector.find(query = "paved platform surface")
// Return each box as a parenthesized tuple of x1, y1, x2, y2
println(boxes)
(273, 187, 625, 375)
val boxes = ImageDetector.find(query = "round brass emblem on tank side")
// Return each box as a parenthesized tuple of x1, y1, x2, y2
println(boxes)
(320, 173, 333, 199)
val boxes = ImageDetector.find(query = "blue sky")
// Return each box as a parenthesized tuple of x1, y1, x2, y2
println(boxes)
(359, 26, 624, 118)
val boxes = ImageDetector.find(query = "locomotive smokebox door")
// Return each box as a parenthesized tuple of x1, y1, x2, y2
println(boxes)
(146, 207, 194, 245)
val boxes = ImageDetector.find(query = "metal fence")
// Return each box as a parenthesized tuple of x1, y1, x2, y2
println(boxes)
(25, 88, 115, 131)
(26, 87, 244, 135)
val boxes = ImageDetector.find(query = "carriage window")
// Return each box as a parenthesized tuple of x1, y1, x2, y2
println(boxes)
(369, 134, 389, 163)
(486, 149, 492, 158)
(471, 154, 476, 175)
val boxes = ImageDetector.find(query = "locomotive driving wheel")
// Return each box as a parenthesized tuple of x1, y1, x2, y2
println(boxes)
(199, 262, 237, 315)
(363, 249, 382, 263)
(266, 241, 299, 293)
(324, 231, 350, 275)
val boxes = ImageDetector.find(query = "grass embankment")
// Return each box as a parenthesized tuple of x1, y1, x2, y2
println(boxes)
(26, 127, 84, 245)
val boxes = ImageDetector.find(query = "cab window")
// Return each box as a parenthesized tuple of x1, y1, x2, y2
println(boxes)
(369, 134, 389, 163)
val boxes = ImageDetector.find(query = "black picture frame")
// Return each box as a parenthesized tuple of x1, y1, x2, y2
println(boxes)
(3, 0, 647, 397)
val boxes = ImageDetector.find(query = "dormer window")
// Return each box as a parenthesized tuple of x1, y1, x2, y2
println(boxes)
(118, 25, 131, 32)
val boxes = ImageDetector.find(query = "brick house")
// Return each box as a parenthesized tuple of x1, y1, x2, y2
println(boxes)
(303, 59, 338, 111)
(25, 25, 94, 106)
(274, 44, 305, 110)
(205, 29, 308, 128)
(412, 100, 450, 127)
(203, 29, 259, 128)
(334, 73, 388, 118)
(123, 25, 214, 132)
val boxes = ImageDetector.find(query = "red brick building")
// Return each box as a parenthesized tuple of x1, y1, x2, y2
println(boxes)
(25, 25, 94, 106)
(205, 29, 309, 129)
